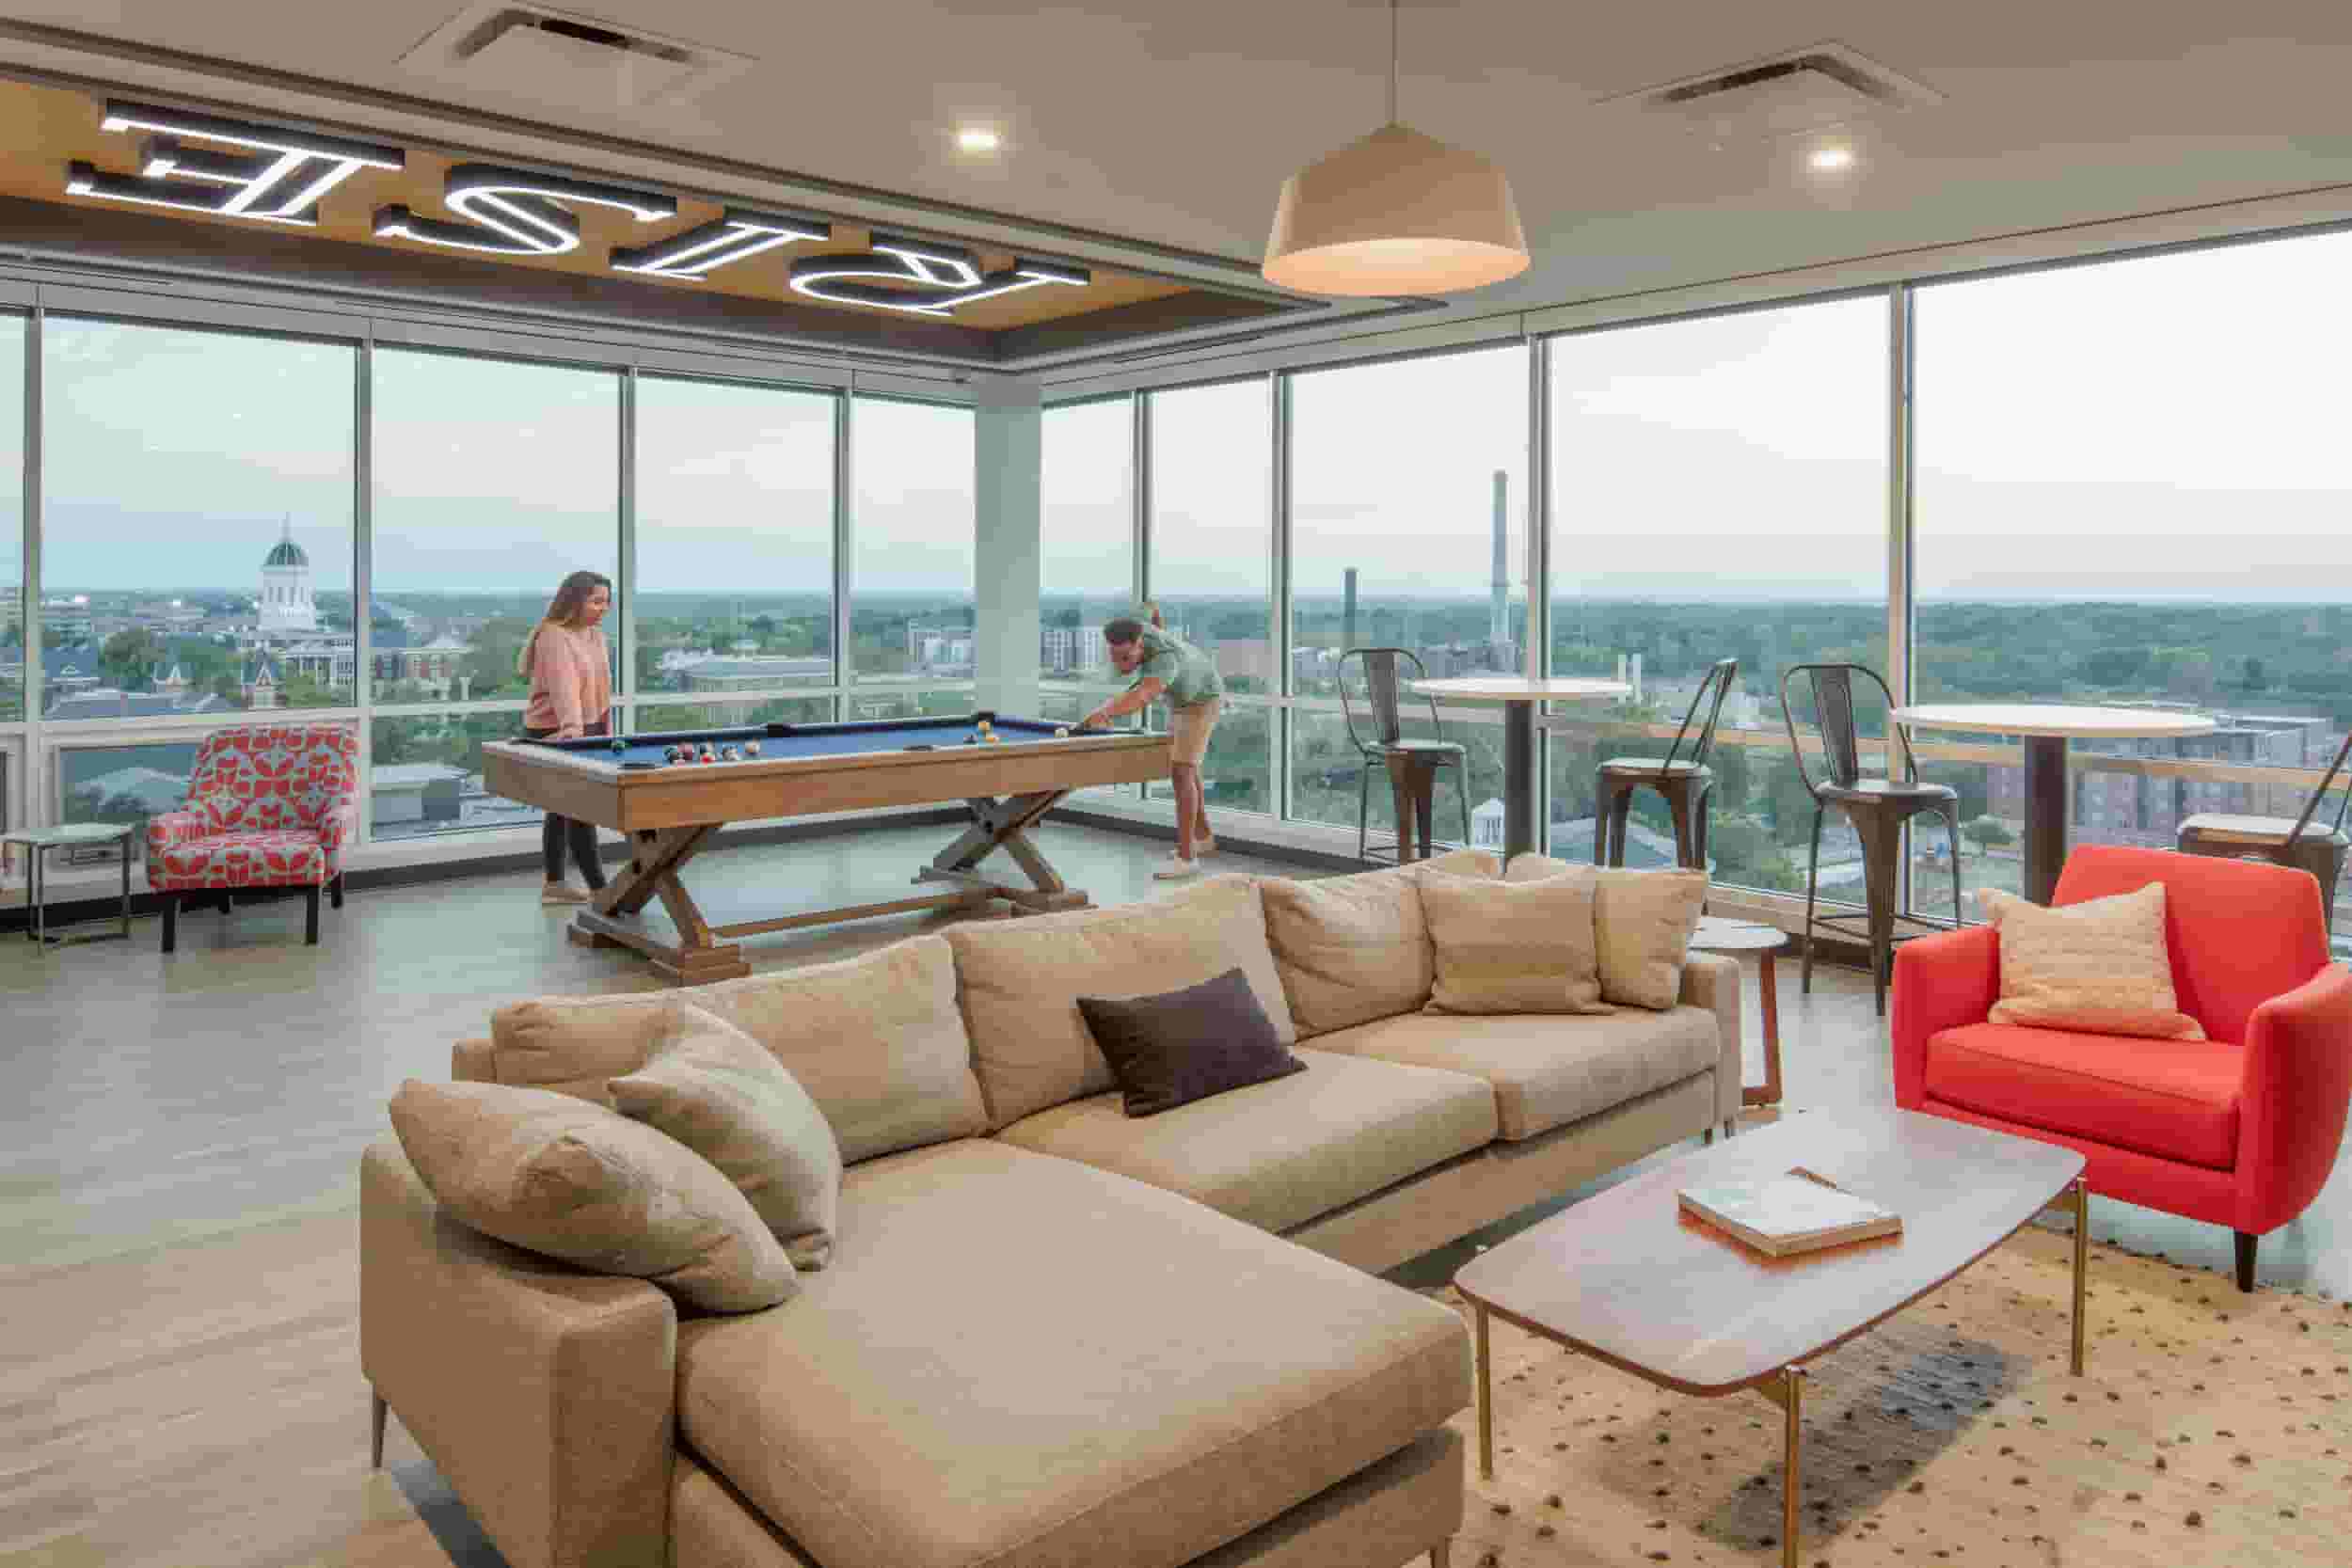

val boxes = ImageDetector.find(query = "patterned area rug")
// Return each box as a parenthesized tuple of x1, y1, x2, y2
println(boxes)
(1432, 1226, 2352, 1566)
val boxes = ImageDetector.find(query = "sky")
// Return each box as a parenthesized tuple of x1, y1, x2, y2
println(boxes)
(9, 222, 2352, 603)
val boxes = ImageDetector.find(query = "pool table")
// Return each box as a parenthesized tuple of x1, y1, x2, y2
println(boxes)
(482, 713, 1169, 983)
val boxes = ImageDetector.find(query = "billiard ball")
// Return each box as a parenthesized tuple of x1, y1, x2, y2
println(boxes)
(608, 737, 627, 753)
(743, 740, 762, 756)
(985, 734, 1002, 745)
(976, 720, 993, 734)
(963, 736, 979, 746)
(721, 745, 740, 761)
(1054, 726, 1070, 738)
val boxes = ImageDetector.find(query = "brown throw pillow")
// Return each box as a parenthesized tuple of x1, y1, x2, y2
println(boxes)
(1504, 856, 1708, 1009)
(388, 1079, 797, 1313)
(1076, 968, 1306, 1117)
(1418, 868, 1615, 1015)
(608, 1002, 844, 1270)
(1978, 883, 2204, 1039)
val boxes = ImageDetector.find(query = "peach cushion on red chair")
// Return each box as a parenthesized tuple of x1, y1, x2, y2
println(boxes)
(1924, 1022, 2242, 1170)
(2053, 847, 2330, 1050)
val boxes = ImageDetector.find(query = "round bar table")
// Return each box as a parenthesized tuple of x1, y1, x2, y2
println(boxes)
(1406, 676, 1632, 862)
(1891, 704, 2216, 905)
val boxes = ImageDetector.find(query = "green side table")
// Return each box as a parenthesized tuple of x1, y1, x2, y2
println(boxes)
(4, 822, 137, 946)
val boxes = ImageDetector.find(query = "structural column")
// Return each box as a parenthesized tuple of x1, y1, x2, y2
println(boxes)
(973, 374, 1042, 720)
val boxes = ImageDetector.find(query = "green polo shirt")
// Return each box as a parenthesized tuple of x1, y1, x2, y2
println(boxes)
(1131, 626, 1223, 708)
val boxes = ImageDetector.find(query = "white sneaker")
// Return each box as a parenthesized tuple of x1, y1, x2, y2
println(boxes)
(1152, 853, 1201, 879)
(541, 880, 592, 906)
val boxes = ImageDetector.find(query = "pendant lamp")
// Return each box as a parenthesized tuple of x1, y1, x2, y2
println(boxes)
(1263, 1, 1530, 296)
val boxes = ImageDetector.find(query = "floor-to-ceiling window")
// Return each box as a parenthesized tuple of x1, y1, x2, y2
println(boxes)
(0, 314, 24, 725)
(634, 375, 836, 702)
(1149, 378, 1274, 815)
(1547, 298, 1889, 882)
(1287, 344, 1528, 848)
(1037, 396, 1136, 795)
(850, 395, 975, 717)
(41, 318, 357, 721)
(1913, 230, 2352, 927)
(369, 347, 620, 839)
(1039, 397, 1132, 686)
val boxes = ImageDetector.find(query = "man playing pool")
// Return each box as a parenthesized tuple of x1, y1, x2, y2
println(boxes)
(1081, 606, 1222, 879)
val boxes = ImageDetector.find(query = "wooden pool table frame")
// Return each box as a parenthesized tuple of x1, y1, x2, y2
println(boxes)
(482, 725, 1171, 983)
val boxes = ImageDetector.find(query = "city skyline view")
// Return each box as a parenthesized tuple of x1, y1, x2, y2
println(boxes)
(7, 212, 2350, 945)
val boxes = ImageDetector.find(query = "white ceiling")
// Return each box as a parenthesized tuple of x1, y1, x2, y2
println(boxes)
(6, 1, 2352, 323)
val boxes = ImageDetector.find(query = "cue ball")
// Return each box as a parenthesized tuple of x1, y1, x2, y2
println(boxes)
(1054, 726, 1070, 738)
(722, 746, 740, 761)
(744, 740, 762, 756)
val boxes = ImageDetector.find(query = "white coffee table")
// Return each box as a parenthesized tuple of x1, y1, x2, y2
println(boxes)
(1892, 704, 2216, 904)
(1406, 676, 1630, 861)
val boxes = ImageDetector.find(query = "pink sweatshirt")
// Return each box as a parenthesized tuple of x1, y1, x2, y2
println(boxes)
(525, 622, 612, 733)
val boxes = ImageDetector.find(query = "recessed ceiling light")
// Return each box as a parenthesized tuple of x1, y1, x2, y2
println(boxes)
(955, 127, 1002, 154)
(1807, 145, 1856, 172)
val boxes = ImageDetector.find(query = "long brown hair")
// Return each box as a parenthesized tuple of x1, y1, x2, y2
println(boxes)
(516, 570, 612, 674)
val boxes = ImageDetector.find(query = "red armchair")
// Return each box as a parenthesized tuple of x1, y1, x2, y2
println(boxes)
(147, 722, 360, 952)
(1893, 844, 2352, 1291)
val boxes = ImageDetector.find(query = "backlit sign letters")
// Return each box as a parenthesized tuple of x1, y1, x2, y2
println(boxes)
(67, 101, 405, 227)
(66, 100, 1091, 317)
(790, 237, 1089, 317)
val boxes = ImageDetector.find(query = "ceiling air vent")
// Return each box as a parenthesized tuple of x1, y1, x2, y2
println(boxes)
(398, 4, 755, 111)
(1603, 42, 1943, 147)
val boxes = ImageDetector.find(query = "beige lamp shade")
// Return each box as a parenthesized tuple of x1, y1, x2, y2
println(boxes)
(1263, 121, 1531, 296)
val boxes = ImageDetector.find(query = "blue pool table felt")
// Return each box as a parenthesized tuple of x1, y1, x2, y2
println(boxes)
(535, 714, 1089, 769)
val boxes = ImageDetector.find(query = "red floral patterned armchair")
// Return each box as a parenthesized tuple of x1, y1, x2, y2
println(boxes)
(146, 722, 359, 951)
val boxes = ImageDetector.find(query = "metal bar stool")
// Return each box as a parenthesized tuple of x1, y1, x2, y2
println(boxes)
(1596, 657, 1738, 870)
(2177, 725, 2352, 934)
(1338, 647, 1473, 864)
(1781, 663, 1963, 1016)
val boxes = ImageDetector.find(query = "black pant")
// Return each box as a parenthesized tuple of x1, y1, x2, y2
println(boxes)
(525, 719, 609, 889)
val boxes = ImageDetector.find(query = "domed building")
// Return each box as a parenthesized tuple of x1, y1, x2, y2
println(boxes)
(259, 517, 317, 635)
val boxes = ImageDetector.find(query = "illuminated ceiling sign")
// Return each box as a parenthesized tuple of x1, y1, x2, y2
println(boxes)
(373, 165, 676, 256)
(612, 208, 833, 280)
(791, 237, 1089, 317)
(62, 99, 1089, 316)
(67, 101, 405, 227)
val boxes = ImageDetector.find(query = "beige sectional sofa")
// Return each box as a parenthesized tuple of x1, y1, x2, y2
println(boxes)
(361, 849, 1743, 1568)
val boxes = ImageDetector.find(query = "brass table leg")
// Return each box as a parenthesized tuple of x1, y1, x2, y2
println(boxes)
(1757, 1364, 1805, 1568)
(1472, 1299, 1493, 1480)
(2070, 1176, 2090, 1376)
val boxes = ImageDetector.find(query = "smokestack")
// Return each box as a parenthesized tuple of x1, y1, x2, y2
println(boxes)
(1343, 568, 1359, 650)
(1491, 469, 1509, 648)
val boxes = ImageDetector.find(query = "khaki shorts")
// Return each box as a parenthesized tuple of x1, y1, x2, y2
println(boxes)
(1167, 698, 1221, 767)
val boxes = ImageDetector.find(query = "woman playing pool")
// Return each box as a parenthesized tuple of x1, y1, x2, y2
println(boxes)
(519, 570, 613, 905)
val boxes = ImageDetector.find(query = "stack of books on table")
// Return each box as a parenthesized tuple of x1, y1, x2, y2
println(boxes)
(1677, 1167, 1902, 1258)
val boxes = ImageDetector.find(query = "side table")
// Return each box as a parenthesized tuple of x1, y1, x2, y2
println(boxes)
(1690, 916, 1788, 1109)
(4, 822, 137, 946)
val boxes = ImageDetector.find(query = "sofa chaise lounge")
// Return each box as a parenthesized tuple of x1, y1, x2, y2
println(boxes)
(362, 849, 1743, 1568)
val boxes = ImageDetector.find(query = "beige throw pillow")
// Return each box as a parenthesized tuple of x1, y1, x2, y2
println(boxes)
(1259, 849, 1497, 1036)
(482, 935, 986, 1165)
(1504, 856, 1708, 1009)
(946, 874, 1299, 1130)
(1419, 868, 1614, 1015)
(609, 1003, 844, 1270)
(389, 1079, 797, 1313)
(1978, 883, 2204, 1039)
